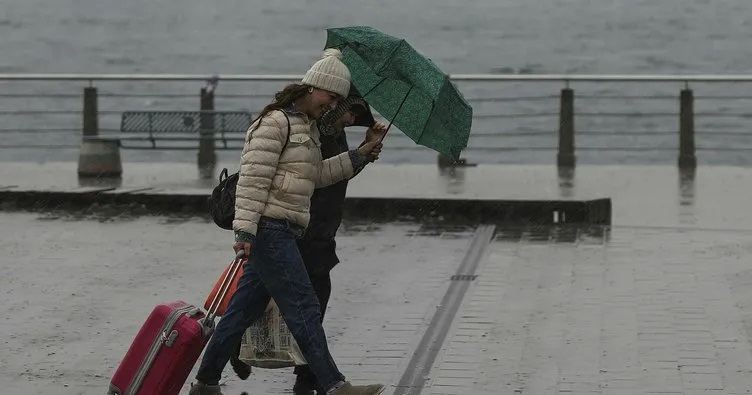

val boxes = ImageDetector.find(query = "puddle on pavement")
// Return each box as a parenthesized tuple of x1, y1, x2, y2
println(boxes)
(24, 204, 211, 225)
(342, 222, 610, 244)
(495, 224, 610, 245)
(406, 223, 477, 238)
(10, 204, 611, 245)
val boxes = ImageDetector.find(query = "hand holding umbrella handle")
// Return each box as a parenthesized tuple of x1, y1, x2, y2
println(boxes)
(357, 140, 383, 160)
(365, 121, 389, 144)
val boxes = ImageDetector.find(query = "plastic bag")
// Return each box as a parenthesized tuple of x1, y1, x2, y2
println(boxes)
(238, 300, 307, 369)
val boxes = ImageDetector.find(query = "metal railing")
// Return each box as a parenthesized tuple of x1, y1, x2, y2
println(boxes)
(3, 73, 752, 81)
(1, 73, 752, 168)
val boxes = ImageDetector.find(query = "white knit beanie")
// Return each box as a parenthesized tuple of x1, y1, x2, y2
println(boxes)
(301, 48, 351, 97)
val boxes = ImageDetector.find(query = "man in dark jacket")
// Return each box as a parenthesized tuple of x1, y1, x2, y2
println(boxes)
(293, 94, 383, 395)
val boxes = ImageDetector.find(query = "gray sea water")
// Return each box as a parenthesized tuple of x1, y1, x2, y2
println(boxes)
(2, 0, 752, 165)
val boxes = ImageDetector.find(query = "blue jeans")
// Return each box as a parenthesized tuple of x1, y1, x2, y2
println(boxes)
(195, 217, 345, 391)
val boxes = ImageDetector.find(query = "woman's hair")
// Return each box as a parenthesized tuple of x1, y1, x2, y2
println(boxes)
(252, 84, 310, 131)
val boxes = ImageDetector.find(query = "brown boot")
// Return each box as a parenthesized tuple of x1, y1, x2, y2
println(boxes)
(188, 382, 224, 395)
(329, 381, 385, 395)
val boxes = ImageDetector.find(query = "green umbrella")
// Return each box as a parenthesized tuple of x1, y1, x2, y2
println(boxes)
(325, 26, 473, 160)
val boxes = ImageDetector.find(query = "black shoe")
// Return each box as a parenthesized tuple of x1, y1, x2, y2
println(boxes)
(293, 373, 316, 395)
(229, 354, 251, 380)
(293, 364, 321, 395)
(230, 340, 251, 380)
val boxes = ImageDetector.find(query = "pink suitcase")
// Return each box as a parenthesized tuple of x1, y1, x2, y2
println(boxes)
(108, 253, 241, 395)
(107, 301, 212, 395)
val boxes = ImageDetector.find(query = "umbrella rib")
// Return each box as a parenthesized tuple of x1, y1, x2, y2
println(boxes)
(377, 39, 406, 75)
(380, 86, 413, 142)
(362, 76, 387, 99)
(415, 100, 436, 144)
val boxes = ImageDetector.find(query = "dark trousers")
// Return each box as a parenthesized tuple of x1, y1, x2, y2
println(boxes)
(293, 262, 333, 389)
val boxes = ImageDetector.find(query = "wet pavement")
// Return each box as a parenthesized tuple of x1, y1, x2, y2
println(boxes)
(0, 214, 476, 394)
(2, 163, 752, 394)
(431, 226, 752, 395)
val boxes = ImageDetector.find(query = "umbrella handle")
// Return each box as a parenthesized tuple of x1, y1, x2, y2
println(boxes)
(378, 125, 390, 144)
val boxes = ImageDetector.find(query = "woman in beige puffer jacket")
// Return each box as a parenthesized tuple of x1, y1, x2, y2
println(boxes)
(190, 49, 386, 395)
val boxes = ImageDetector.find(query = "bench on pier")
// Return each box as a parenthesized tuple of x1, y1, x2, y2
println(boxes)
(86, 111, 253, 150)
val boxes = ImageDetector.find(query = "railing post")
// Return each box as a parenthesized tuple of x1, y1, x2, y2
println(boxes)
(198, 87, 216, 175)
(557, 87, 576, 168)
(678, 88, 697, 169)
(83, 86, 98, 136)
(78, 85, 122, 178)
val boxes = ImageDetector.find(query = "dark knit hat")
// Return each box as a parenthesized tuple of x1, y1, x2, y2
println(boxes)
(318, 94, 375, 136)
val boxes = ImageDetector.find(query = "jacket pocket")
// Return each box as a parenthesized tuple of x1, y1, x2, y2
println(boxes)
(281, 172, 292, 193)
(270, 173, 289, 202)
(271, 174, 284, 189)
(287, 133, 315, 148)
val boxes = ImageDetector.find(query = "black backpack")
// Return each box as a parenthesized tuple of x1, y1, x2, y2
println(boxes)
(208, 112, 291, 230)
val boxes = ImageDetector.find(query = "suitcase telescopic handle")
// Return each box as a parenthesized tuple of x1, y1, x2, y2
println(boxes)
(205, 251, 247, 322)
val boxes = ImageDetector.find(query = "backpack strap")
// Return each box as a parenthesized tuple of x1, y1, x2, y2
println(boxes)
(280, 111, 291, 152)
(218, 167, 229, 182)
(247, 110, 291, 153)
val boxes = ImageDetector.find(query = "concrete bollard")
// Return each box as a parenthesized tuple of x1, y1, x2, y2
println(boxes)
(557, 88, 576, 168)
(78, 138, 122, 177)
(77, 86, 123, 178)
(678, 88, 697, 169)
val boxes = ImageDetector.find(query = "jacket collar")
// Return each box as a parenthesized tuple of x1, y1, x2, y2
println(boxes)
(284, 103, 312, 124)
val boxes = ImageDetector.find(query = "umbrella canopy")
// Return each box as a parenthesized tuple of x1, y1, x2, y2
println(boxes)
(325, 26, 473, 160)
